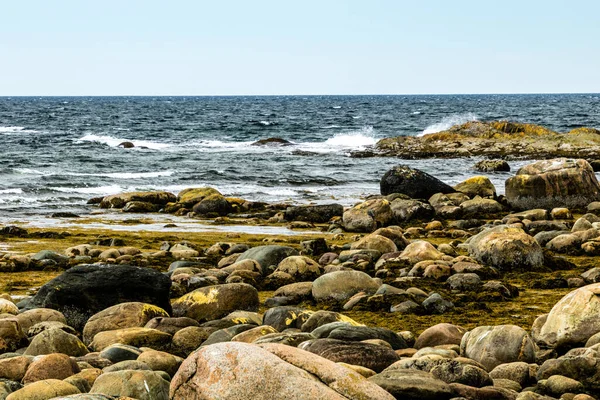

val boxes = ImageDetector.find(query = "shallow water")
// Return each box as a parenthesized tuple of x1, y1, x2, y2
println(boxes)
(1, 94, 599, 224)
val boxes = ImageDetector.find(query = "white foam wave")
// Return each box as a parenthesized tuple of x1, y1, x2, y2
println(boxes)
(189, 140, 255, 150)
(15, 168, 46, 175)
(49, 185, 125, 194)
(77, 134, 171, 149)
(293, 126, 377, 154)
(420, 113, 479, 136)
(0, 126, 39, 134)
(258, 120, 273, 126)
(0, 188, 23, 194)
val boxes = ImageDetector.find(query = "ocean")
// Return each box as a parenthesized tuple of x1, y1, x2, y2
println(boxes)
(1, 94, 599, 223)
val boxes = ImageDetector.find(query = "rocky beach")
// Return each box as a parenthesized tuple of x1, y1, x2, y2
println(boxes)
(3, 117, 600, 399)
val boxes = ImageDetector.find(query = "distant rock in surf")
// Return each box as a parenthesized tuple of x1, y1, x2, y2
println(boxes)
(251, 138, 292, 146)
(118, 141, 135, 148)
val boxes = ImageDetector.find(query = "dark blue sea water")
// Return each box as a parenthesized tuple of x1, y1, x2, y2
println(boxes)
(1, 94, 599, 221)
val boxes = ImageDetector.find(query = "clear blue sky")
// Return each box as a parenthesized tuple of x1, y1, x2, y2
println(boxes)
(2, 0, 599, 95)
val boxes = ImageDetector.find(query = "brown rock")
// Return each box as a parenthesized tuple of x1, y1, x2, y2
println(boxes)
(22, 353, 80, 384)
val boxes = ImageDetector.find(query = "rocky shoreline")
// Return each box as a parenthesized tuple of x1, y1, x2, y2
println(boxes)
(352, 121, 600, 160)
(1, 157, 600, 399)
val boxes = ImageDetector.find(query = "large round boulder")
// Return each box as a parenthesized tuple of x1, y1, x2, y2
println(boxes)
(398, 241, 444, 265)
(172, 283, 259, 322)
(460, 325, 536, 371)
(380, 165, 454, 198)
(312, 271, 380, 304)
(536, 283, 600, 349)
(170, 341, 394, 399)
(468, 225, 544, 271)
(505, 158, 600, 210)
(24, 264, 172, 330)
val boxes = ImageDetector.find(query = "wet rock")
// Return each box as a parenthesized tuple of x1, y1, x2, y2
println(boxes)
(506, 158, 600, 210)
(192, 193, 232, 216)
(343, 198, 393, 232)
(172, 283, 259, 322)
(380, 165, 454, 198)
(314, 324, 407, 350)
(299, 338, 400, 372)
(99, 343, 142, 363)
(170, 341, 393, 399)
(25, 264, 172, 330)
(312, 270, 380, 304)
(468, 225, 544, 271)
(461, 325, 536, 371)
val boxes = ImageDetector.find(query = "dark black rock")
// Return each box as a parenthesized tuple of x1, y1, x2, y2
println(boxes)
(380, 165, 454, 198)
(25, 264, 172, 330)
(300, 238, 329, 256)
(251, 137, 291, 146)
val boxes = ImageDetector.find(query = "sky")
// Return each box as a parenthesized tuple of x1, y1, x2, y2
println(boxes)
(1, 0, 599, 96)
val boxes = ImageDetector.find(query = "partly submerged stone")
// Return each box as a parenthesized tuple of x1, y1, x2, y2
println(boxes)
(380, 165, 454, 198)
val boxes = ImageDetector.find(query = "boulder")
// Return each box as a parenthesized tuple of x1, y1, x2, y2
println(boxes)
(25, 264, 172, 330)
(0, 355, 31, 381)
(14, 308, 66, 333)
(537, 283, 600, 349)
(460, 198, 503, 217)
(24, 328, 88, 356)
(172, 283, 259, 322)
(284, 204, 344, 223)
(235, 245, 299, 274)
(99, 191, 175, 209)
(170, 341, 394, 399)
(380, 165, 454, 198)
(343, 199, 393, 232)
(89, 370, 170, 400)
(460, 325, 536, 371)
(22, 353, 80, 383)
(468, 225, 544, 271)
(192, 193, 232, 216)
(312, 271, 380, 304)
(506, 158, 600, 210)
(537, 355, 600, 393)
(82, 302, 169, 345)
(454, 176, 497, 198)
(137, 349, 183, 377)
(263, 306, 313, 331)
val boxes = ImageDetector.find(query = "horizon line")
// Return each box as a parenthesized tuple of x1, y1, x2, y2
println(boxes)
(1, 92, 599, 98)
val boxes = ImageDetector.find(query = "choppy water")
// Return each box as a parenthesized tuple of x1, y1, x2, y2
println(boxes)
(1, 94, 599, 222)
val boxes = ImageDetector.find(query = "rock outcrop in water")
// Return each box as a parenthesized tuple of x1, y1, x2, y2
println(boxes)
(380, 165, 455, 198)
(361, 120, 600, 159)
